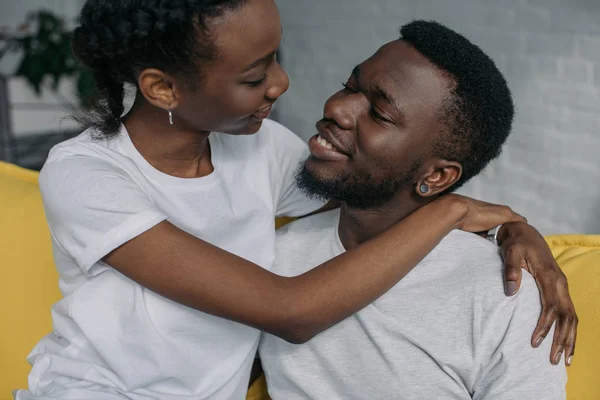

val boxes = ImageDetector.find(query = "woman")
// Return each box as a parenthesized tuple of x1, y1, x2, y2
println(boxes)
(15, 0, 576, 399)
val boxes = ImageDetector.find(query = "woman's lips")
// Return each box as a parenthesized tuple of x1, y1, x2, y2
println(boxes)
(252, 105, 272, 120)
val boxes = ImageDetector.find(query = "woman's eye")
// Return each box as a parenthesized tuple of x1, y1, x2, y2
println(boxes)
(246, 74, 268, 87)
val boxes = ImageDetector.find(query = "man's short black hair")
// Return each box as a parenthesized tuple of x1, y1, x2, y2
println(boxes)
(400, 20, 514, 191)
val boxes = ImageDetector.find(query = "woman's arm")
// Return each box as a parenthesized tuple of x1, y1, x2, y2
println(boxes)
(105, 194, 519, 344)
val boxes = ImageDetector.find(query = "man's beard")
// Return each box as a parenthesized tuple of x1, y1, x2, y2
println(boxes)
(295, 157, 420, 209)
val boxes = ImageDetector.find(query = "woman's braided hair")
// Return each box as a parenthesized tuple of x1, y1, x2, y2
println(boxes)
(72, 0, 246, 137)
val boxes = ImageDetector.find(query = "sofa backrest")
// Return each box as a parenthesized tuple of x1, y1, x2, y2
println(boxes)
(0, 161, 62, 394)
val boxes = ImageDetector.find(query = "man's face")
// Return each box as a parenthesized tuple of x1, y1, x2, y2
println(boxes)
(297, 40, 454, 208)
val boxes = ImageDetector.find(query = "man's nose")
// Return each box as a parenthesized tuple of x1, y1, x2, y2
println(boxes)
(323, 93, 360, 131)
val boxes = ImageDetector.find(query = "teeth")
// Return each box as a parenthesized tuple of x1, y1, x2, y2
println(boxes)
(317, 134, 334, 150)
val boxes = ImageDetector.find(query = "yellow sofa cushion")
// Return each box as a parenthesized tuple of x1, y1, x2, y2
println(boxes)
(247, 375, 270, 400)
(545, 235, 600, 400)
(0, 161, 62, 393)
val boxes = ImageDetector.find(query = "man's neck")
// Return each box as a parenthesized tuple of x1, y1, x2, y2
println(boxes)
(337, 191, 432, 250)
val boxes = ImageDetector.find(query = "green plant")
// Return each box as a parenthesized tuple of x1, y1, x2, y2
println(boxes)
(0, 10, 96, 107)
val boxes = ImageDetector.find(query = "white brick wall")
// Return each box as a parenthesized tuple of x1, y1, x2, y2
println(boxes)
(276, 0, 600, 235)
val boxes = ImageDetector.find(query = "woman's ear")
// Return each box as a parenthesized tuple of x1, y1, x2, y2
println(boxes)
(414, 159, 463, 197)
(137, 68, 180, 111)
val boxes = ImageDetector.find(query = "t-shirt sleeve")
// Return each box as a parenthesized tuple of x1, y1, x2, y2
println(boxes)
(264, 120, 327, 217)
(39, 155, 168, 276)
(473, 274, 567, 400)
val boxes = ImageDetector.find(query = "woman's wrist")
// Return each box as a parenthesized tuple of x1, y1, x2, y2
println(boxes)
(431, 194, 469, 230)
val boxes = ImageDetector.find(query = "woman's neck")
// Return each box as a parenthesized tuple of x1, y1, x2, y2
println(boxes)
(122, 95, 213, 178)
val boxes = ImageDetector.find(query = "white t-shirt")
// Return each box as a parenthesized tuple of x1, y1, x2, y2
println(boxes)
(14, 120, 324, 400)
(260, 210, 567, 400)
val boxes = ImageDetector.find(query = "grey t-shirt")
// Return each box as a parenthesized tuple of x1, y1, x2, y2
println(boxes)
(259, 209, 567, 400)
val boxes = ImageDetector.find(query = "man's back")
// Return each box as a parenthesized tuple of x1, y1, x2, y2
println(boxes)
(259, 210, 566, 399)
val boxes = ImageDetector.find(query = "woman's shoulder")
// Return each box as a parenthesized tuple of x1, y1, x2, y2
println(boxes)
(44, 126, 136, 174)
(40, 127, 135, 190)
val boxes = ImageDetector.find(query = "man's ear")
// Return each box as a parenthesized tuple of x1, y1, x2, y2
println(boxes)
(137, 68, 181, 111)
(415, 159, 463, 197)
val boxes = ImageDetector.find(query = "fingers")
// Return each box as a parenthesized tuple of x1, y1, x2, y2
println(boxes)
(549, 309, 570, 365)
(549, 272, 578, 366)
(564, 314, 578, 366)
(503, 264, 522, 296)
(500, 242, 524, 296)
(533, 299, 558, 348)
(557, 275, 578, 366)
(526, 257, 579, 366)
(502, 239, 557, 346)
(534, 271, 578, 366)
(549, 307, 578, 365)
(531, 274, 559, 349)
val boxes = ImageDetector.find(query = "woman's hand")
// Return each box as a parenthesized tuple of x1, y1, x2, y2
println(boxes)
(445, 194, 527, 232)
(498, 222, 577, 366)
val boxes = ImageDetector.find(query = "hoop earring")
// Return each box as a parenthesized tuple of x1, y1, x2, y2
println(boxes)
(419, 184, 429, 194)
(168, 109, 173, 125)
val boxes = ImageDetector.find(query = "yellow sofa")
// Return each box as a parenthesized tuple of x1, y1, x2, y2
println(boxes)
(2, 160, 599, 399)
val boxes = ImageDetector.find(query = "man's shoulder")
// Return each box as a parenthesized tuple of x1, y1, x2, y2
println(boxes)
(274, 209, 341, 275)
(276, 209, 340, 245)
(439, 229, 500, 258)
(419, 230, 529, 301)
(437, 230, 539, 316)
(427, 230, 503, 277)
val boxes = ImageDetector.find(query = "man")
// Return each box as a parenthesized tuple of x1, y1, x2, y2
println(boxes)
(259, 20, 567, 399)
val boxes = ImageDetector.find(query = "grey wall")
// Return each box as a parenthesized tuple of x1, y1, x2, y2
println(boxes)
(276, 0, 600, 235)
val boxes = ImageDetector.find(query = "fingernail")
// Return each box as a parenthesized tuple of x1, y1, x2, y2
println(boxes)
(567, 355, 573, 366)
(555, 351, 563, 364)
(505, 281, 517, 296)
(534, 337, 543, 347)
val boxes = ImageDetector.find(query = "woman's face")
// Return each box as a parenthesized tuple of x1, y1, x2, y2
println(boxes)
(175, 0, 289, 135)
